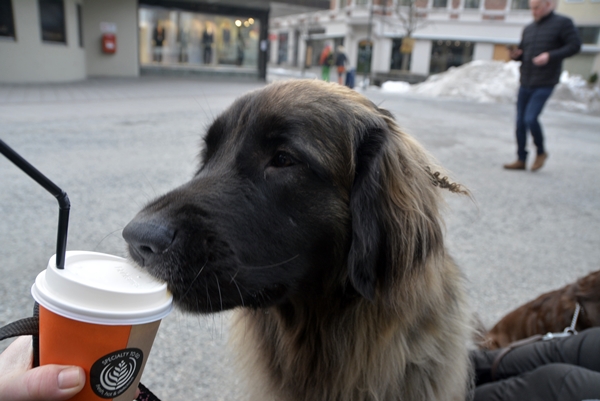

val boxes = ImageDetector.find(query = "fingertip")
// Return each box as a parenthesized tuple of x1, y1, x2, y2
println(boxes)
(57, 366, 85, 391)
(24, 365, 85, 400)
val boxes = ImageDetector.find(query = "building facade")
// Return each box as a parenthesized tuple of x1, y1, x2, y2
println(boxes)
(269, 0, 600, 81)
(0, 0, 283, 83)
(556, 0, 600, 78)
(0, 0, 139, 83)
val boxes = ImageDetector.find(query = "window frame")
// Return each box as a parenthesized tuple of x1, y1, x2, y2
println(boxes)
(577, 26, 600, 45)
(511, 0, 529, 10)
(463, 0, 480, 9)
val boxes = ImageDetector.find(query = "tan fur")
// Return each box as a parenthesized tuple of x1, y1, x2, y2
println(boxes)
(228, 80, 472, 401)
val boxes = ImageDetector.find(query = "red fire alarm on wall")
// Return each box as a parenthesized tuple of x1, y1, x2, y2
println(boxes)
(102, 33, 116, 54)
(100, 22, 117, 54)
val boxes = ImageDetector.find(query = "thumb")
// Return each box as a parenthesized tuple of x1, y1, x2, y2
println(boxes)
(9, 365, 86, 401)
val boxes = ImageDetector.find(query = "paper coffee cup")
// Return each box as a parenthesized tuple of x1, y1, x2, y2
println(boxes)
(31, 251, 173, 401)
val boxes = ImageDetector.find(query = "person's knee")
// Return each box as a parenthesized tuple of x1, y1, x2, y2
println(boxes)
(524, 114, 539, 128)
(528, 363, 573, 382)
(529, 363, 600, 399)
(474, 364, 575, 401)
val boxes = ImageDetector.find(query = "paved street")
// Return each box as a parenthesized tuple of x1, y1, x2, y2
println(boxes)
(1, 75, 599, 400)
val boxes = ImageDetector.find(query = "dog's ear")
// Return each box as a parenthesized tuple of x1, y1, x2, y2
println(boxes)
(347, 127, 387, 301)
(348, 107, 462, 302)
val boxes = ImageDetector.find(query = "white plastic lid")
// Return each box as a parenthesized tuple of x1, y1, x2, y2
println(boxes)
(31, 251, 173, 325)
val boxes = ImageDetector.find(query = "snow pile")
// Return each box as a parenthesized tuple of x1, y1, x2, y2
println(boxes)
(380, 80, 412, 93)
(412, 60, 520, 103)
(381, 60, 600, 114)
(552, 71, 600, 113)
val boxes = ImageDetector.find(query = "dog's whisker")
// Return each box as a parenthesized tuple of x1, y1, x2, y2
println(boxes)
(180, 261, 207, 302)
(229, 269, 240, 284)
(241, 254, 300, 270)
(230, 275, 245, 308)
(214, 273, 224, 312)
(205, 281, 213, 314)
(194, 91, 215, 121)
(213, 273, 224, 335)
(93, 227, 125, 252)
(141, 174, 158, 198)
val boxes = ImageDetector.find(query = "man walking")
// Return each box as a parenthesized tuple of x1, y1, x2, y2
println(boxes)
(504, 0, 581, 171)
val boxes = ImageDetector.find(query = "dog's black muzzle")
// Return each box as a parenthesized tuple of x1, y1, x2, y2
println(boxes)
(123, 217, 177, 267)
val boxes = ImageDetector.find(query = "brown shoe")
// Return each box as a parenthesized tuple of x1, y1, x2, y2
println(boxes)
(530, 153, 548, 172)
(503, 160, 526, 170)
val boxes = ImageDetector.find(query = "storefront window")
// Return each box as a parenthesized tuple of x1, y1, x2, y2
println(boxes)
(429, 40, 474, 74)
(0, 0, 16, 39)
(278, 32, 288, 64)
(511, 0, 529, 9)
(357, 40, 372, 74)
(305, 37, 343, 68)
(390, 38, 412, 71)
(139, 6, 260, 68)
(578, 26, 599, 45)
(39, 0, 66, 43)
(464, 0, 480, 8)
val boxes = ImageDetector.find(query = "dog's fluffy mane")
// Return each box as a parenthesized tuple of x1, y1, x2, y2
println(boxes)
(228, 80, 472, 401)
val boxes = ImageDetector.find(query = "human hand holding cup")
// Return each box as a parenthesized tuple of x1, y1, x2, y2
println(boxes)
(31, 251, 173, 401)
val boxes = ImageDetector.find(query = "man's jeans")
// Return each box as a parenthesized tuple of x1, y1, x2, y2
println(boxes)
(515, 85, 554, 161)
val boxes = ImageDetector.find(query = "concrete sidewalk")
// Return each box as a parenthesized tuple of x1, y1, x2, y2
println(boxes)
(1, 76, 599, 400)
(0, 66, 328, 105)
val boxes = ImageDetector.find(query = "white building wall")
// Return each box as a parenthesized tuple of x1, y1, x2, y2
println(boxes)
(83, 0, 138, 77)
(372, 37, 392, 73)
(0, 0, 86, 83)
(343, 33, 357, 70)
(299, 34, 307, 67)
(473, 42, 495, 60)
(288, 30, 297, 65)
(270, 33, 279, 64)
(414, 21, 525, 44)
(411, 40, 432, 75)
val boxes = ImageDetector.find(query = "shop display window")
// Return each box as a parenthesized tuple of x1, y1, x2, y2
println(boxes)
(139, 6, 260, 69)
(278, 32, 288, 64)
(429, 40, 474, 74)
(464, 0, 480, 9)
(390, 38, 411, 71)
(39, 0, 66, 43)
(0, 0, 15, 39)
(511, 0, 529, 10)
(578, 26, 599, 45)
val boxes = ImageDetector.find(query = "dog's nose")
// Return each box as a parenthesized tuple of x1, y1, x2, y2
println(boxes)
(122, 218, 176, 265)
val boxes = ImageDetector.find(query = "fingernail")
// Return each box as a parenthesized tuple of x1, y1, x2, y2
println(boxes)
(58, 367, 83, 389)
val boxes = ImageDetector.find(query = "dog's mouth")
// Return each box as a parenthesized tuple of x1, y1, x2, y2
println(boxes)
(123, 217, 293, 313)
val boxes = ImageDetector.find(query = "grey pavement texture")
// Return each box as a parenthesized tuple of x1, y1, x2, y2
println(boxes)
(1, 75, 599, 400)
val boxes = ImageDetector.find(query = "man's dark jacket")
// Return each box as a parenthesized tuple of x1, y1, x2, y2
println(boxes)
(516, 11, 581, 87)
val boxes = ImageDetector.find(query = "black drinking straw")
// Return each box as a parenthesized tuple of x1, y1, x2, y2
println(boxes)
(0, 139, 70, 269)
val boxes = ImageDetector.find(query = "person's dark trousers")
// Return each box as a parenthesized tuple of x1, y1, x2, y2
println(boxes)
(472, 328, 600, 401)
(515, 85, 554, 162)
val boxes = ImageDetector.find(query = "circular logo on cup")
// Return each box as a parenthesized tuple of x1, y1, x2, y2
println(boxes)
(90, 348, 144, 399)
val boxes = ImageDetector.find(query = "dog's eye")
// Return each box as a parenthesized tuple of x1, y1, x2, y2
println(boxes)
(270, 151, 295, 168)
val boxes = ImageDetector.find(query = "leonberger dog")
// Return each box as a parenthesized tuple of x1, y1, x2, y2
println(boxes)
(123, 80, 472, 401)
